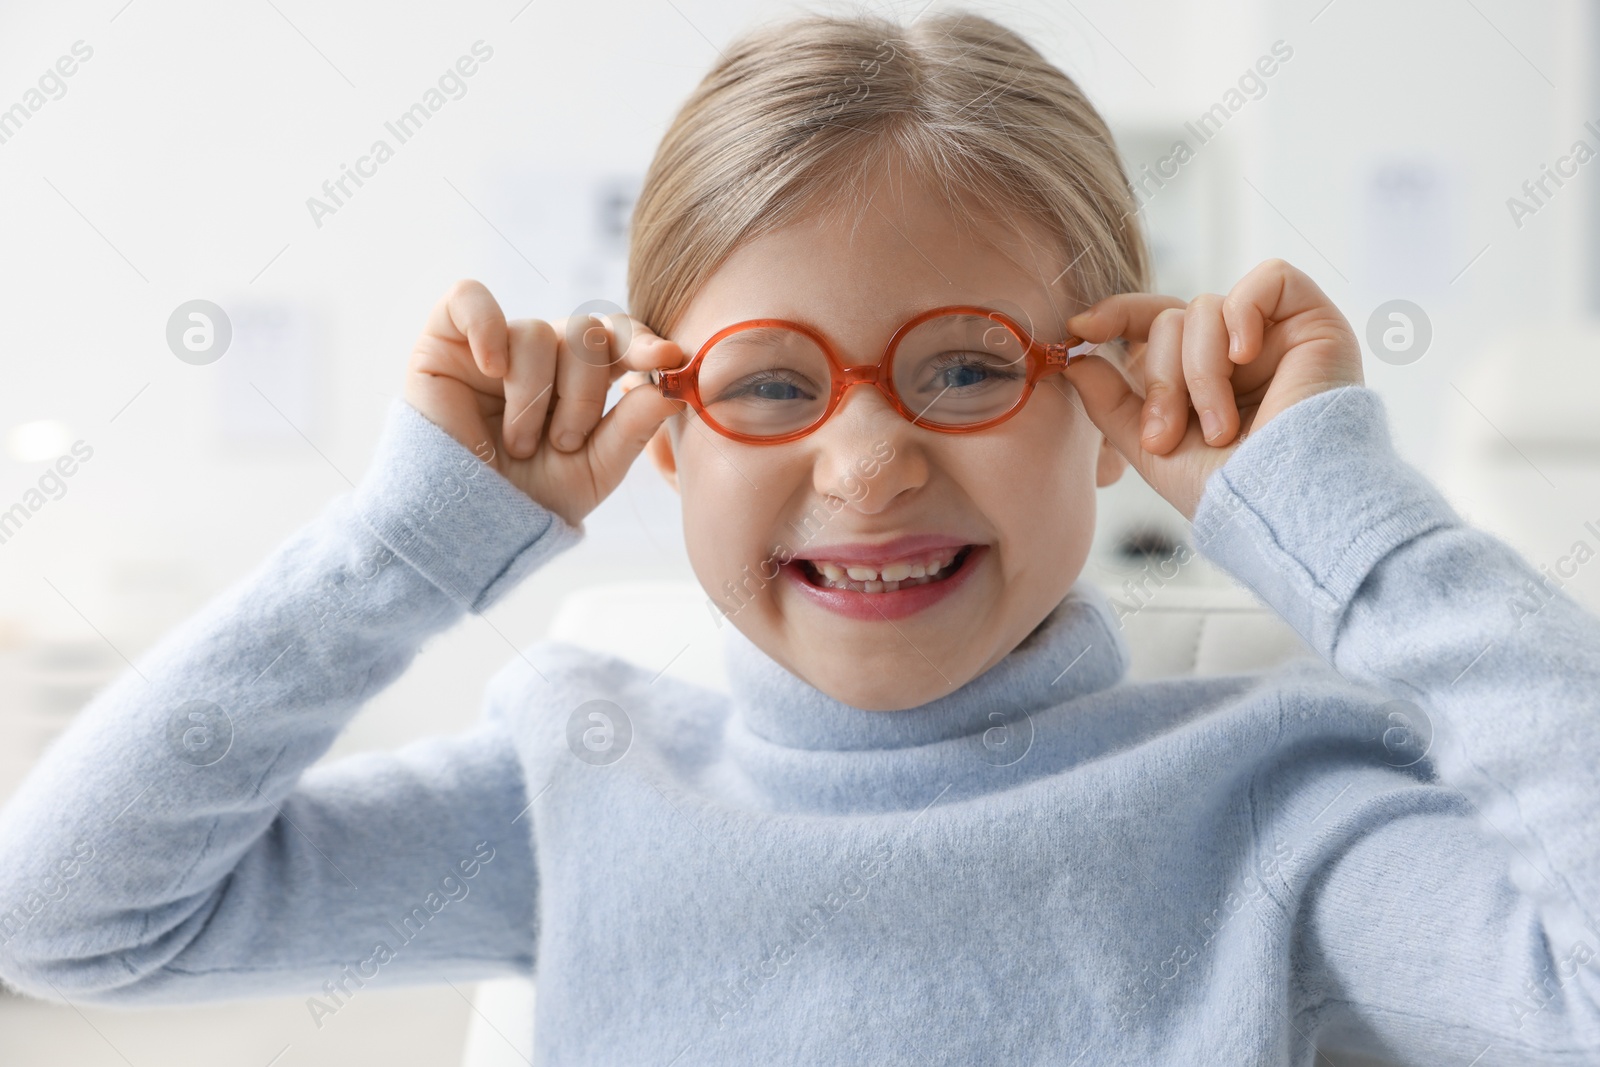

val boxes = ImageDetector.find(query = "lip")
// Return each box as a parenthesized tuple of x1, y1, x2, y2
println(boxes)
(783, 543, 988, 621)
(794, 533, 978, 569)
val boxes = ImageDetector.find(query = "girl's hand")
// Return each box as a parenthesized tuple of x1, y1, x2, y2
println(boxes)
(1061, 258, 1364, 521)
(402, 280, 687, 528)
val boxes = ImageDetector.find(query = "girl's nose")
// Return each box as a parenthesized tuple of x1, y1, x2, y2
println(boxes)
(807, 385, 928, 511)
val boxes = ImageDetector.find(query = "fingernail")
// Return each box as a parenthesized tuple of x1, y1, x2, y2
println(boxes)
(1229, 331, 1242, 356)
(1143, 412, 1168, 441)
(557, 431, 581, 450)
(1200, 409, 1222, 441)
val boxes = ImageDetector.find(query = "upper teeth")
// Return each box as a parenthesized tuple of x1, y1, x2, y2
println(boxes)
(811, 549, 963, 584)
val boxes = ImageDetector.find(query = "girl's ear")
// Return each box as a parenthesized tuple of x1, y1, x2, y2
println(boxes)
(644, 421, 681, 493)
(1094, 433, 1127, 488)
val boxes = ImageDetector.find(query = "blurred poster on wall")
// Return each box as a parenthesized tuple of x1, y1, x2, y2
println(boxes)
(1362, 158, 1459, 301)
(477, 169, 641, 323)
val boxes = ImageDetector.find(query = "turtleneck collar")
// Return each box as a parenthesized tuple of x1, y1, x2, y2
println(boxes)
(719, 579, 1129, 752)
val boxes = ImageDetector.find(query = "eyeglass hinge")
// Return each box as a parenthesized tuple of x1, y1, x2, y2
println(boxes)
(1044, 340, 1097, 367)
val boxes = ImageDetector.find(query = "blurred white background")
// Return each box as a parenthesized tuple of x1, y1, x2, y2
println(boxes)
(1, 0, 1596, 1063)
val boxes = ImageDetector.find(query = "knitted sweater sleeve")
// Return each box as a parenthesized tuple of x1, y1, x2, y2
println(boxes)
(0, 398, 582, 1005)
(1191, 384, 1600, 1063)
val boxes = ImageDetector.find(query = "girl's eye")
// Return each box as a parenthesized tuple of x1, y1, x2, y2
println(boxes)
(924, 351, 1023, 391)
(714, 369, 819, 403)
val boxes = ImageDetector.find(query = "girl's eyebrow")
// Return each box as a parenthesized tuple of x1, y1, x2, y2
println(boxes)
(716, 325, 809, 349)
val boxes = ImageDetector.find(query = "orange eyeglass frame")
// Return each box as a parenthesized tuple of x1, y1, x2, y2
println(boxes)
(644, 304, 1096, 445)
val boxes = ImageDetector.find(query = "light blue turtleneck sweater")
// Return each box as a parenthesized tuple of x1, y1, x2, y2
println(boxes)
(1, 385, 1597, 1066)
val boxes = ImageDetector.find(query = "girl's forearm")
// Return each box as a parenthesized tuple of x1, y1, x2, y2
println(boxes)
(1197, 386, 1600, 914)
(1192, 383, 1600, 1042)
(0, 398, 580, 999)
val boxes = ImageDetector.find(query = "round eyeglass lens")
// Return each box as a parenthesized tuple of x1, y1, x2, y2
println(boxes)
(695, 326, 831, 438)
(890, 313, 1030, 428)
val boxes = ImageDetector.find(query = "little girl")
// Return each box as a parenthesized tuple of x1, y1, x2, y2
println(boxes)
(2, 9, 1598, 1066)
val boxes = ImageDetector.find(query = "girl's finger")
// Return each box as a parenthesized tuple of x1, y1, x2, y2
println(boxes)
(424, 279, 509, 381)
(1221, 258, 1328, 365)
(501, 318, 558, 459)
(1059, 352, 1149, 465)
(549, 312, 624, 452)
(583, 377, 689, 497)
(1140, 308, 1188, 455)
(1066, 293, 1187, 345)
(609, 315, 690, 379)
(1181, 294, 1238, 445)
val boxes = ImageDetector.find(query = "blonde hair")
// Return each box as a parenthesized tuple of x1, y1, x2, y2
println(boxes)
(626, 7, 1150, 342)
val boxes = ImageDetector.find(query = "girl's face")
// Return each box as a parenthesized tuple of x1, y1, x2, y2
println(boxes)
(645, 169, 1126, 712)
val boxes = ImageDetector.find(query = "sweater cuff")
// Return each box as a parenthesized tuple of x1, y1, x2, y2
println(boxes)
(1189, 385, 1460, 657)
(351, 398, 584, 613)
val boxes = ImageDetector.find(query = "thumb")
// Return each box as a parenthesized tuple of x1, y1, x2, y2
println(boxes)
(1061, 353, 1147, 462)
(583, 382, 685, 496)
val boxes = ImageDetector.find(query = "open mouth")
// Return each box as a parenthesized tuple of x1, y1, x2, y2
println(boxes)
(797, 544, 979, 594)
